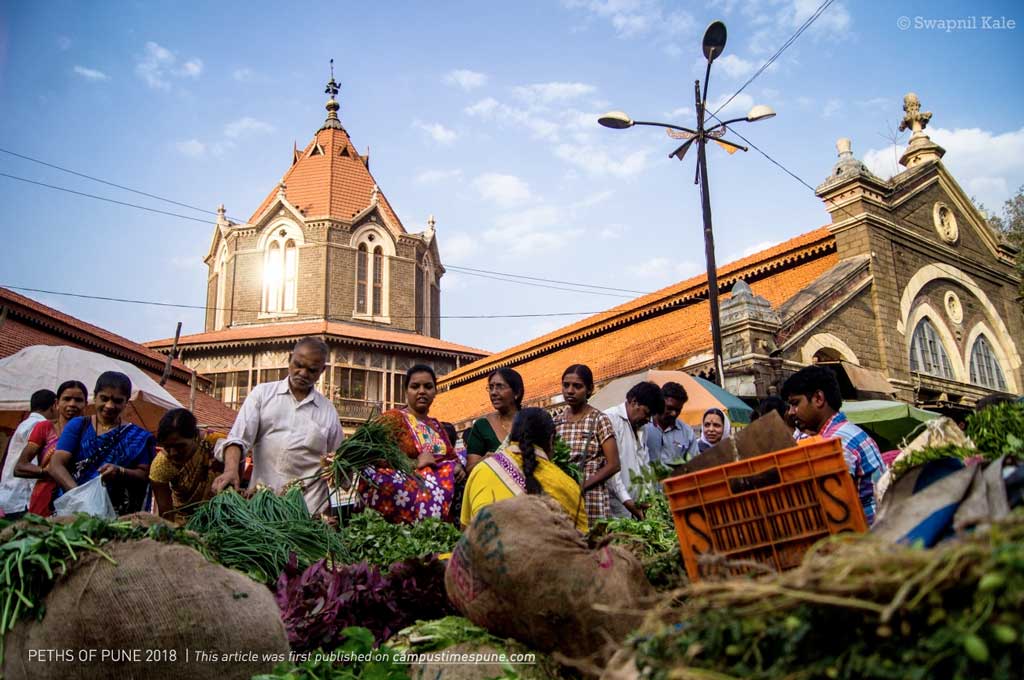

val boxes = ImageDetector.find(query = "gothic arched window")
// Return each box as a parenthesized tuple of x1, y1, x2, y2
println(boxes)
(372, 246, 384, 316)
(969, 335, 1007, 390)
(909, 318, 954, 380)
(356, 244, 368, 314)
(259, 222, 303, 315)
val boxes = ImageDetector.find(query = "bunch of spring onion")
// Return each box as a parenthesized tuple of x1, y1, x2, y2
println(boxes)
(186, 487, 348, 584)
(320, 417, 414, 491)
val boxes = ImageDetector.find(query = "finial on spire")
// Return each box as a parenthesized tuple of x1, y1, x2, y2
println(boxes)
(897, 92, 945, 169)
(320, 59, 343, 131)
(428, 214, 436, 230)
(898, 93, 932, 137)
(277, 180, 287, 198)
(370, 184, 379, 204)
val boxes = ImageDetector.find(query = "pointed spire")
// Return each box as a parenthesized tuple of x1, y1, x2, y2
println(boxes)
(320, 59, 343, 131)
(370, 183, 379, 205)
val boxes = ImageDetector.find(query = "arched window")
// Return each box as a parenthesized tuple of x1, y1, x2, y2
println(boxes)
(356, 244, 368, 314)
(259, 222, 303, 315)
(352, 225, 394, 320)
(970, 335, 1007, 390)
(214, 246, 228, 330)
(909, 318, 954, 380)
(372, 246, 384, 316)
(264, 241, 282, 313)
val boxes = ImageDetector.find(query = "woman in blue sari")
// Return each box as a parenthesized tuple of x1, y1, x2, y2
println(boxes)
(46, 371, 156, 514)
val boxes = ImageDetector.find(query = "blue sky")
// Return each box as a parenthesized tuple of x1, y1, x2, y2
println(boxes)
(1, 0, 1022, 354)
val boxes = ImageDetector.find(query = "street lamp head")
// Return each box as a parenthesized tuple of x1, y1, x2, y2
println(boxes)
(702, 21, 727, 62)
(598, 111, 634, 129)
(746, 105, 776, 122)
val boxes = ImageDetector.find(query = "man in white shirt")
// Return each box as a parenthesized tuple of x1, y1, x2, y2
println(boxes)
(212, 337, 343, 516)
(0, 389, 56, 515)
(604, 382, 664, 520)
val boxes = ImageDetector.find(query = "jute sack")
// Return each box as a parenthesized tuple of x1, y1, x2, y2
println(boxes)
(4, 539, 289, 680)
(445, 495, 653, 664)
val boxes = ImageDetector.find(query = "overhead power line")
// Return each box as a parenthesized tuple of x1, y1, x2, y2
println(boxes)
(1, 284, 605, 320)
(708, 112, 818, 193)
(0, 146, 246, 222)
(447, 264, 649, 295)
(0, 172, 217, 225)
(712, 0, 837, 118)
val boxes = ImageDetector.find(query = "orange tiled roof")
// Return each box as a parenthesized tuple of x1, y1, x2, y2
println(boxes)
(0, 287, 199, 384)
(0, 288, 237, 430)
(247, 127, 405, 232)
(146, 320, 490, 359)
(431, 228, 838, 424)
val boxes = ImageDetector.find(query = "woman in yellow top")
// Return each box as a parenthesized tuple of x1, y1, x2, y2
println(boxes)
(151, 408, 226, 522)
(461, 407, 587, 533)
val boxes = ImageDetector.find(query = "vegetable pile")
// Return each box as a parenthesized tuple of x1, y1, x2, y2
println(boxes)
(186, 487, 348, 584)
(340, 509, 462, 567)
(321, 418, 413, 491)
(0, 514, 205, 663)
(551, 437, 582, 485)
(253, 627, 409, 680)
(274, 554, 455, 651)
(589, 487, 687, 591)
(966, 401, 1024, 460)
(621, 510, 1024, 680)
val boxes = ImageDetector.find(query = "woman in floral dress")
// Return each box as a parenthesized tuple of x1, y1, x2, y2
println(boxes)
(359, 364, 466, 524)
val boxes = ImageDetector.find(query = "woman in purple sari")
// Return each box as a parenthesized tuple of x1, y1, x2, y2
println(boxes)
(46, 371, 156, 515)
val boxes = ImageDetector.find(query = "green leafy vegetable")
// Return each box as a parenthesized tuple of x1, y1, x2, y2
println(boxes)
(550, 437, 582, 485)
(966, 402, 1024, 459)
(253, 627, 409, 679)
(340, 510, 461, 567)
(324, 417, 413, 491)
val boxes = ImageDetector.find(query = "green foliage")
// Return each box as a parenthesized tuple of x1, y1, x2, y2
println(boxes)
(0, 514, 208, 664)
(391, 616, 510, 652)
(253, 627, 410, 680)
(328, 418, 413, 490)
(185, 487, 348, 584)
(890, 444, 973, 482)
(550, 437, 582, 485)
(966, 402, 1024, 459)
(340, 510, 462, 567)
(627, 511, 1024, 680)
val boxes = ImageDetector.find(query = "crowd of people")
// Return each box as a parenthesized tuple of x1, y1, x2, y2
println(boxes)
(0, 337, 886, 530)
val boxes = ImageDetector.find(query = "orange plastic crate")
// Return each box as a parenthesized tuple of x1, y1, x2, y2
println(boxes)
(663, 437, 867, 581)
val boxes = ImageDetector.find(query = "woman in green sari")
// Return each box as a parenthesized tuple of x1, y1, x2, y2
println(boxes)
(464, 368, 523, 471)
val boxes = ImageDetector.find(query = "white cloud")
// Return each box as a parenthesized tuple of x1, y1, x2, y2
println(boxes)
(233, 68, 254, 82)
(73, 66, 109, 81)
(415, 168, 464, 184)
(444, 69, 487, 91)
(57, 36, 72, 51)
(514, 82, 596, 105)
(572, 190, 614, 209)
(465, 98, 499, 116)
(664, 106, 692, 120)
(485, 205, 583, 254)
(414, 120, 458, 144)
(862, 126, 1024, 210)
(564, 0, 696, 41)
(707, 92, 755, 119)
(175, 139, 206, 158)
(473, 173, 532, 208)
(224, 117, 275, 138)
(628, 257, 702, 282)
(179, 58, 203, 78)
(858, 97, 889, 110)
(598, 224, 626, 240)
(135, 41, 204, 90)
(554, 143, 650, 178)
(439, 233, 479, 265)
(715, 54, 756, 79)
(823, 98, 841, 118)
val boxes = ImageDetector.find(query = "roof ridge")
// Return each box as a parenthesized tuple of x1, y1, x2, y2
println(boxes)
(439, 227, 835, 386)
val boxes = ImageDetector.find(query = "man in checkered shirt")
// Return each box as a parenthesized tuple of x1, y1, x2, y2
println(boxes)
(782, 365, 886, 525)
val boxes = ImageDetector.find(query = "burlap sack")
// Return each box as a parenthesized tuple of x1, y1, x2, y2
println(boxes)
(445, 495, 654, 665)
(4, 539, 289, 680)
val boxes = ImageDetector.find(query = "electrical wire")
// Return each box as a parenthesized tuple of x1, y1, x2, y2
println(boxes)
(712, 0, 837, 118)
(708, 113, 818, 193)
(0, 146, 245, 222)
(446, 264, 649, 295)
(0, 284, 605, 320)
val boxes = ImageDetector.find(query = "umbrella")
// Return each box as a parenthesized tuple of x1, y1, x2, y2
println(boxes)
(842, 399, 939, 447)
(0, 345, 182, 431)
(588, 369, 753, 426)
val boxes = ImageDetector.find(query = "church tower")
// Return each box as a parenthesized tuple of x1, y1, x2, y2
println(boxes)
(204, 66, 443, 337)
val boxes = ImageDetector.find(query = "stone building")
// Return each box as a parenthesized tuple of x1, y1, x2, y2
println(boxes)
(147, 73, 487, 424)
(432, 94, 1022, 429)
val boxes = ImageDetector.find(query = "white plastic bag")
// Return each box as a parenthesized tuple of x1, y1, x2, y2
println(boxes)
(0, 478, 32, 515)
(53, 476, 116, 519)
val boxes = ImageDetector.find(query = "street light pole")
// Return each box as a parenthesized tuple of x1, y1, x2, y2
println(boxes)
(693, 78, 726, 387)
(598, 20, 775, 389)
